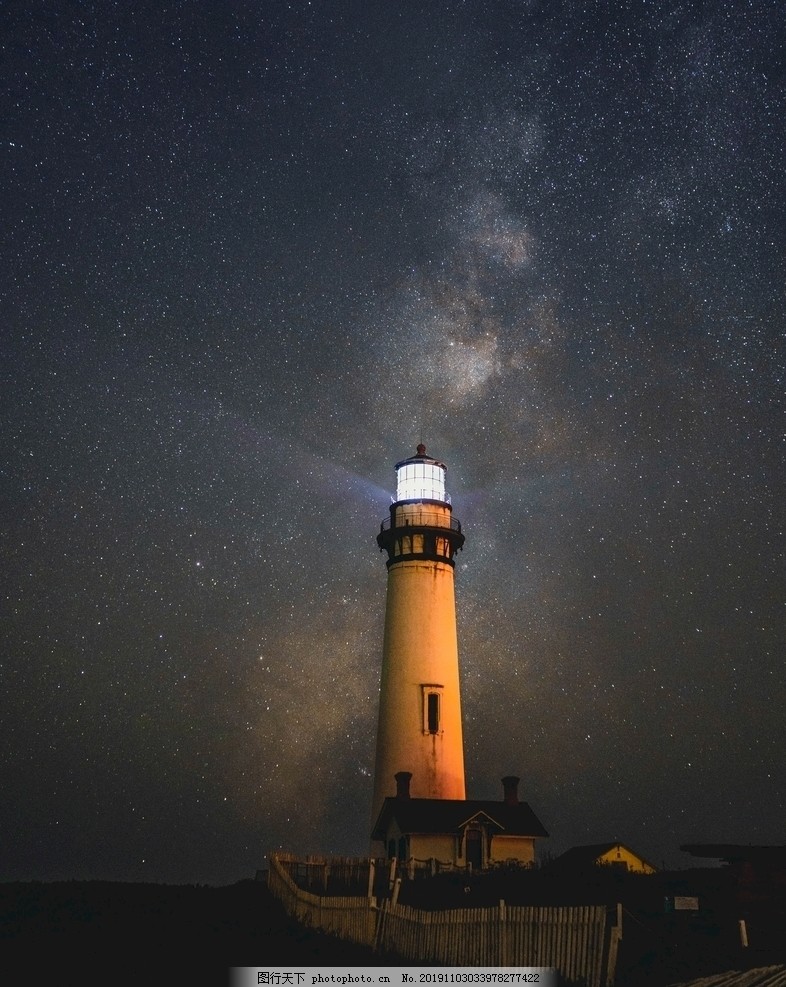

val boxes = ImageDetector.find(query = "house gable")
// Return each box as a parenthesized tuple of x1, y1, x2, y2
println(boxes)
(551, 842, 657, 874)
(458, 809, 505, 831)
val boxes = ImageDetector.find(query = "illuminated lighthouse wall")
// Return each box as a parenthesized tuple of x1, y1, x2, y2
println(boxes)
(371, 445, 467, 826)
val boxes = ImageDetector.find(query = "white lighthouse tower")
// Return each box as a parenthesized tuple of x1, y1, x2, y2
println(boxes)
(371, 445, 467, 827)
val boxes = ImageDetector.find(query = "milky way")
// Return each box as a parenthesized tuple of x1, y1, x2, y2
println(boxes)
(2, 0, 784, 883)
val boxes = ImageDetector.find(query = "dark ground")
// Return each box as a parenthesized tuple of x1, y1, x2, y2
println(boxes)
(2, 871, 784, 986)
(0, 878, 385, 986)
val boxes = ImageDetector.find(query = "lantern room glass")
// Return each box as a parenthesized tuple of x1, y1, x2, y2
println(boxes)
(395, 461, 448, 503)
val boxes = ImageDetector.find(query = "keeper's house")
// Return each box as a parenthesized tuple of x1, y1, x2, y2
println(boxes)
(372, 773, 548, 870)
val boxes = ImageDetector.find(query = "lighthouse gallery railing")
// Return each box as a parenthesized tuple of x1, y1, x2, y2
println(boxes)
(379, 513, 462, 534)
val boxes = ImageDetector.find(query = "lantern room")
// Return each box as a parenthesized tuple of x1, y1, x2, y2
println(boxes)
(394, 444, 449, 504)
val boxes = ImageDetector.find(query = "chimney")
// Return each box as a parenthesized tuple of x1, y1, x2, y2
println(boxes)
(502, 776, 520, 805)
(395, 771, 412, 799)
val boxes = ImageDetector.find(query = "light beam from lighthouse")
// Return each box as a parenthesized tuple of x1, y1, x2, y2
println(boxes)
(371, 444, 467, 829)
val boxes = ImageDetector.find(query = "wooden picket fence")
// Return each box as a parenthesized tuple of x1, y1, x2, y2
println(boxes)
(268, 853, 621, 986)
(267, 853, 377, 945)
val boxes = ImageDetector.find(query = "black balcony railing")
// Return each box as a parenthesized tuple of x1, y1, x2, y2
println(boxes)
(379, 513, 462, 535)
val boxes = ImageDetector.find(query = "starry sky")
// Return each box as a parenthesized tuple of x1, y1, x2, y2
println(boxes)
(2, 0, 784, 885)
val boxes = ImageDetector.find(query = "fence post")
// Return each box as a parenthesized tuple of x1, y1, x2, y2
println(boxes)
(391, 877, 402, 907)
(367, 859, 375, 899)
(499, 899, 507, 967)
(605, 903, 623, 987)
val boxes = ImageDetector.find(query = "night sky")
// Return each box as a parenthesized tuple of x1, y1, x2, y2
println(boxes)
(3, 1, 784, 885)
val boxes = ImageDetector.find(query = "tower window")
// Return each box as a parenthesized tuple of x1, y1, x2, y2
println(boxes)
(421, 685, 443, 734)
(427, 693, 439, 733)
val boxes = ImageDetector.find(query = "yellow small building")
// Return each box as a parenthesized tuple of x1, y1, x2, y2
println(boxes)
(371, 774, 548, 871)
(551, 842, 657, 874)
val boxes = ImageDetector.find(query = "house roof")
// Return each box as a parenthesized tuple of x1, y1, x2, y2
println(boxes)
(371, 797, 548, 842)
(550, 842, 656, 871)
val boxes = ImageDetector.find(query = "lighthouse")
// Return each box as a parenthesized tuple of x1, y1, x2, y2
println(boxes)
(371, 445, 467, 827)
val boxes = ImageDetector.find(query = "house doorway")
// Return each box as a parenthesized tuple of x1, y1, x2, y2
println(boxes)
(466, 827, 483, 869)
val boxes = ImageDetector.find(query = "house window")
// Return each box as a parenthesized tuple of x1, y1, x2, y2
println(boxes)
(421, 685, 443, 734)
